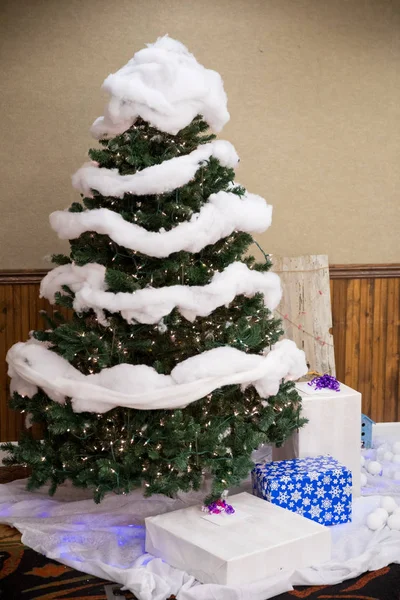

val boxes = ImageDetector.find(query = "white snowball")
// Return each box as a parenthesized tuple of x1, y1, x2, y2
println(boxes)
(360, 455, 365, 467)
(360, 473, 368, 487)
(367, 461, 382, 475)
(374, 507, 389, 522)
(376, 447, 386, 459)
(392, 454, 400, 464)
(382, 466, 394, 478)
(364, 449, 375, 460)
(380, 496, 398, 514)
(392, 441, 400, 454)
(383, 451, 394, 462)
(387, 513, 400, 531)
(366, 512, 385, 531)
(393, 507, 400, 515)
(392, 471, 400, 481)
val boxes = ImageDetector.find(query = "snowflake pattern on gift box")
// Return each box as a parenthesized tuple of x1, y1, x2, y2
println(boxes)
(322, 498, 332, 509)
(251, 455, 352, 526)
(310, 505, 322, 518)
(291, 490, 302, 502)
(304, 483, 314, 495)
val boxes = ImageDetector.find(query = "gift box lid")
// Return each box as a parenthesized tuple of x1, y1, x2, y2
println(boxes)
(145, 492, 332, 585)
(253, 455, 351, 480)
(296, 381, 360, 398)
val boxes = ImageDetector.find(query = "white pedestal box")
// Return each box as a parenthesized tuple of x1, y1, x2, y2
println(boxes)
(145, 492, 331, 586)
(273, 382, 362, 496)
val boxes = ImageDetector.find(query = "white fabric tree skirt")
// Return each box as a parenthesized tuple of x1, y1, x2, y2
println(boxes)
(0, 474, 399, 600)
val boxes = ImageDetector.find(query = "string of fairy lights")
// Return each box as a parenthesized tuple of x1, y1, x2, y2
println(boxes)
(29, 268, 307, 486)
(23, 118, 306, 494)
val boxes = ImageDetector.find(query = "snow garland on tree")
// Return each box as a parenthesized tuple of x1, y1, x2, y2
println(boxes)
(49, 190, 272, 257)
(7, 339, 307, 413)
(72, 140, 238, 198)
(40, 262, 282, 325)
(91, 36, 230, 139)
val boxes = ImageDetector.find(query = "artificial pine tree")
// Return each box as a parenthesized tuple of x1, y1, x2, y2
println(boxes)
(3, 37, 307, 503)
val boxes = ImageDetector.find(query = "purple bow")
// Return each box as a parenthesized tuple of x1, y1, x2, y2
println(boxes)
(202, 498, 235, 515)
(308, 373, 340, 392)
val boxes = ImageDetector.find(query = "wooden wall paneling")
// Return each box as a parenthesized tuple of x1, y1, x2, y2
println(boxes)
(0, 278, 70, 442)
(321, 273, 399, 423)
(330, 276, 399, 423)
(19, 284, 30, 438)
(358, 279, 374, 418)
(10, 285, 21, 441)
(379, 279, 389, 422)
(386, 279, 400, 421)
(1, 267, 399, 442)
(371, 279, 384, 422)
(0, 285, 8, 443)
(344, 279, 358, 390)
(3, 285, 13, 441)
(31, 284, 47, 440)
(2, 284, 25, 440)
(330, 278, 347, 385)
(2, 273, 71, 441)
(5, 286, 16, 440)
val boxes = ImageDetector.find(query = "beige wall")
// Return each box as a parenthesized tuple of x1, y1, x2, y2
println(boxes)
(0, 0, 399, 268)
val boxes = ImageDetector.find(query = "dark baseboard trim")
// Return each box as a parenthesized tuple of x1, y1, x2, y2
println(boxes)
(0, 270, 48, 284)
(329, 264, 400, 279)
(1, 264, 399, 284)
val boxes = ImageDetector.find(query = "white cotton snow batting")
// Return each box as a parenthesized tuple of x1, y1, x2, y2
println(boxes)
(50, 190, 272, 258)
(6, 340, 307, 413)
(173, 339, 307, 400)
(91, 36, 230, 138)
(40, 263, 107, 303)
(252, 339, 309, 398)
(7, 341, 85, 405)
(40, 262, 282, 325)
(72, 141, 239, 198)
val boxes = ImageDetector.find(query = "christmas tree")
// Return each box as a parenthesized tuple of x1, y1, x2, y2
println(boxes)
(4, 37, 307, 503)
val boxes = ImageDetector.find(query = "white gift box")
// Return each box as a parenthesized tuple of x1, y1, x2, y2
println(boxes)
(273, 382, 362, 496)
(145, 492, 331, 586)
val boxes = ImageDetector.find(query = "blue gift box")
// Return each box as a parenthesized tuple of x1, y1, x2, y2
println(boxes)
(251, 455, 352, 526)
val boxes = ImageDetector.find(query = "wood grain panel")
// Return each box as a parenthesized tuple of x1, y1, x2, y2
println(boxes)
(0, 278, 70, 441)
(386, 279, 400, 421)
(0, 266, 399, 441)
(330, 269, 400, 423)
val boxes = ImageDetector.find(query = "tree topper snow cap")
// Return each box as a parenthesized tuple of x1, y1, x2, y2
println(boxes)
(91, 35, 230, 139)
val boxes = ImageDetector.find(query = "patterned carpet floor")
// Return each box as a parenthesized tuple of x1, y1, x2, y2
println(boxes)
(0, 523, 399, 600)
